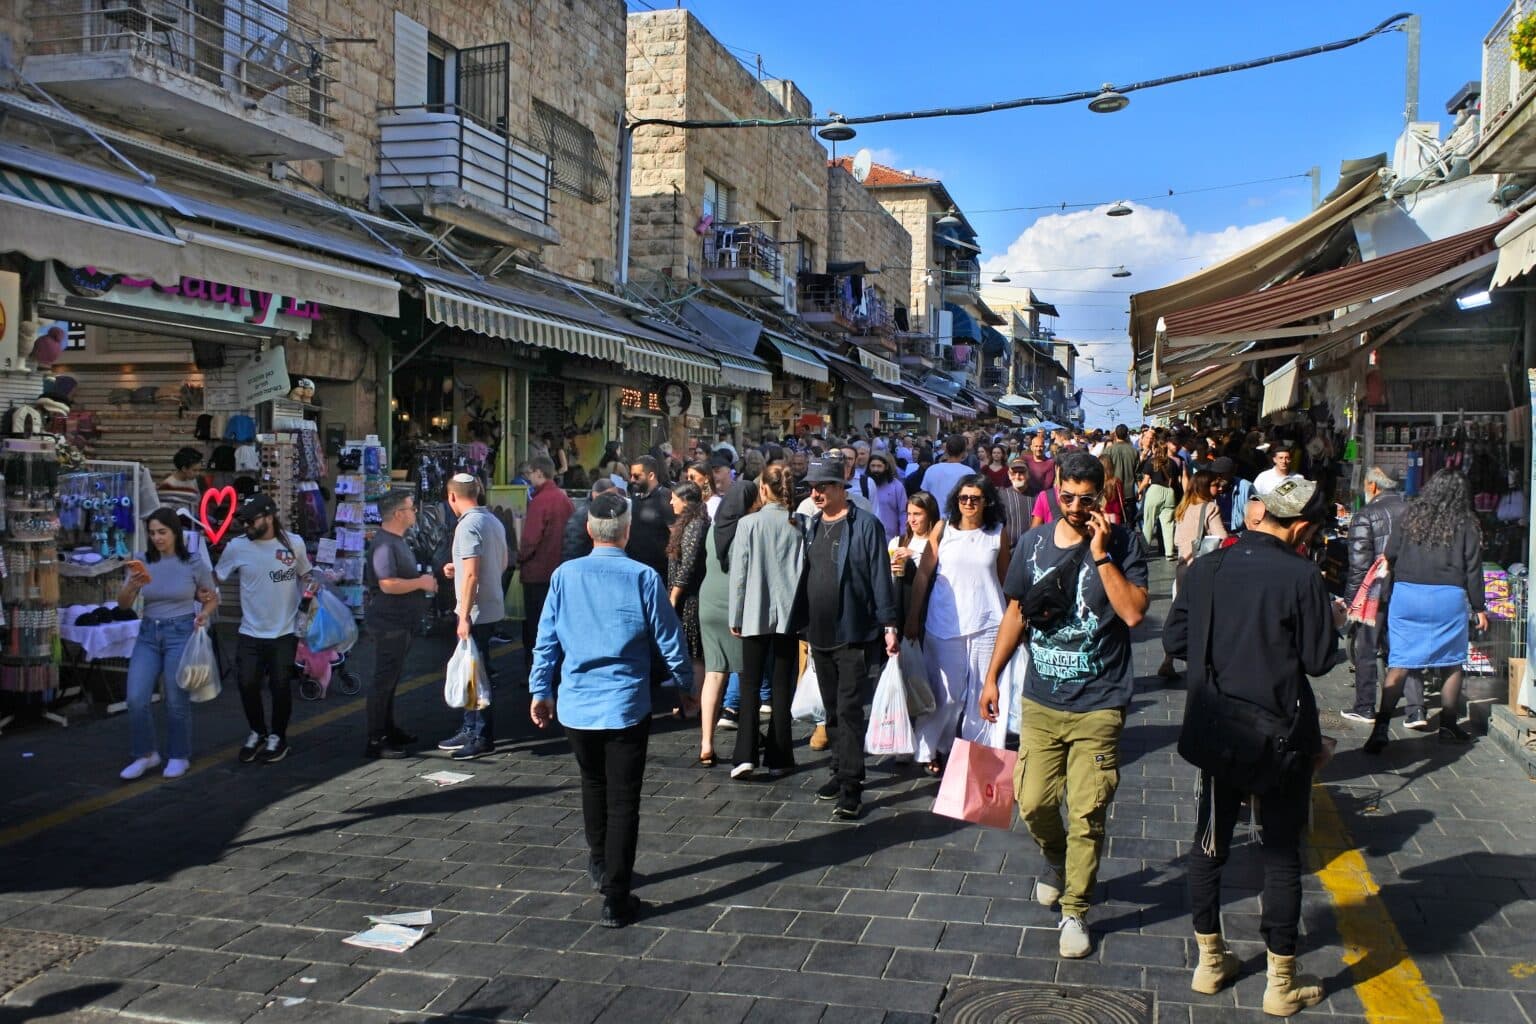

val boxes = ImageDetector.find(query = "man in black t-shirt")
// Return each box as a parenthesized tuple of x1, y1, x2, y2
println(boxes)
(363, 490, 438, 759)
(979, 451, 1149, 960)
(625, 456, 674, 577)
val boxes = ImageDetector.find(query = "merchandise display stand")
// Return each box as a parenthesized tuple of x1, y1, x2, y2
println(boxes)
(318, 436, 387, 617)
(0, 439, 62, 727)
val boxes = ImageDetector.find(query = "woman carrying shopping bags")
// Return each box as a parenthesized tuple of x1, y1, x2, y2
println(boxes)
(118, 508, 220, 780)
(727, 464, 806, 779)
(914, 475, 1011, 776)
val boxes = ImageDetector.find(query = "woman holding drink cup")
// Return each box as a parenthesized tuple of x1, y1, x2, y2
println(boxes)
(117, 508, 219, 781)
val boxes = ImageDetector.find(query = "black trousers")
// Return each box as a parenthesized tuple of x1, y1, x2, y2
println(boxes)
(1354, 623, 1424, 715)
(522, 581, 550, 667)
(565, 719, 650, 901)
(236, 634, 297, 739)
(1187, 768, 1311, 955)
(733, 633, 797, 771)
(367, 628, 414, 740)
(810, 640, 878, 798)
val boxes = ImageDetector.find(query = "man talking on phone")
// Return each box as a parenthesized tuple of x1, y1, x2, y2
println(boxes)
(979, 450, 1149, 960)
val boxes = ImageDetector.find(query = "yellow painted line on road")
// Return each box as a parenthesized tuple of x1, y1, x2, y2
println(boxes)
(1309, 784, 1443, 1023)
(0, 643, 521, 849)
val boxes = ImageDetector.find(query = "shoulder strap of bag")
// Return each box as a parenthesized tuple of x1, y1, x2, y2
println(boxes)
(1046, 489, 1062, 520)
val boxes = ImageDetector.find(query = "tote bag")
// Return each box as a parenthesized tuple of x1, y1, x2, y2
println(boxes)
(931, 738, 1018, 830)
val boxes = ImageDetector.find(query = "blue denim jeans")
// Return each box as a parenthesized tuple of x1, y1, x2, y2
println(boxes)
(126, 615, 196, 760)
(461, 621, 500, 744)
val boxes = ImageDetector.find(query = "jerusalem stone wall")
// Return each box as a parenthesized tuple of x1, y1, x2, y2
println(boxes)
(827, 165, 913, 315)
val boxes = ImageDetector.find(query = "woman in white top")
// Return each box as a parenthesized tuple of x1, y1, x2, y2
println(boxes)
(915, 474, 1012, 774)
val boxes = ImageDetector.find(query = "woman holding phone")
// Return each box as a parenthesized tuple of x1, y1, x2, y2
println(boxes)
(117, 508, 219, 781)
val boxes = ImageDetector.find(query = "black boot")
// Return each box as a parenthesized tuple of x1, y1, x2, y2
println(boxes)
(1438, 720, 1473, 744)
(1362, 712, 1391, 755)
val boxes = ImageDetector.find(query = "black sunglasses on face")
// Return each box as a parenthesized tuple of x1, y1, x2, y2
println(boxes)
(956, 494, 984, 505)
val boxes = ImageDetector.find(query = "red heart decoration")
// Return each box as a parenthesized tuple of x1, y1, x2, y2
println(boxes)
(200, 486, 238, 545)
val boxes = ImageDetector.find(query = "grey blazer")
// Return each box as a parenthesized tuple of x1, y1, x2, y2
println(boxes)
(728, 502, 806, 636)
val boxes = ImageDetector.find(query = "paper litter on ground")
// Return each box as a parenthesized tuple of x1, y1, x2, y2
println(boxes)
(419, 770, 473, 786)
(367, 910, 433, 926)
(341, 923, 427, 953)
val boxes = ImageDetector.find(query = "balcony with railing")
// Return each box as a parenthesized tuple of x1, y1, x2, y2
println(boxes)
(377, 104, 557, 249)
(25, 0, 341, 161)
(1473, 1, 1536, 172)
(702, 223, 783, 298)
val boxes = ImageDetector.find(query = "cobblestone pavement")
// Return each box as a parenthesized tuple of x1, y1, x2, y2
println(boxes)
(1, 562, 1535, 1023)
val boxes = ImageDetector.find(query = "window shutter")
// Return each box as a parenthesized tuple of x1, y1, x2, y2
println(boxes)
(393, 12, 429, 107)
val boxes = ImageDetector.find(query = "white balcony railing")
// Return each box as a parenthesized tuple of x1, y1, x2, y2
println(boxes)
(377, 105, 553, 227)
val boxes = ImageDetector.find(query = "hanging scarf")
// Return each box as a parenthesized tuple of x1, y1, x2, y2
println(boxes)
(1347, 554, 1389, 626)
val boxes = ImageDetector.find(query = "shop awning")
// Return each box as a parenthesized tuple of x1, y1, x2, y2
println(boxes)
(715, 352, 774, 392)
(669, 302, 773, 391)
(0, 166, 185, 283)
(854, 345, 901, 384)
(761, 330, 828, 382)
(994, 406, 1017, 423)
(1261, 358, 1301, 418)
(623, 336, 719, 386)
(1144, 363, 1250, 419)
(423, 282, 628, 363)
(945, 303, 981, 342)
(997, 393, 1039, 409)
(1131, 171, 1386, 380)
(175, 227, 400, 317)
(980, 325, 1009, 357)
(1493, 203, 1536, 288)
(827, 355, 902, 405)
(897, 382, 952, 419)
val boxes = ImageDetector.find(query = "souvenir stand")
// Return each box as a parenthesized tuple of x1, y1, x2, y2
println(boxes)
(316, 435, 388, 619)
(0, 440, 61, 730)
(408, 442, 490, 631)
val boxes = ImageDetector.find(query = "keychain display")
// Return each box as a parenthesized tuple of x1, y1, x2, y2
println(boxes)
(0, 440, 59, 695)
(57, 470, 135, 557)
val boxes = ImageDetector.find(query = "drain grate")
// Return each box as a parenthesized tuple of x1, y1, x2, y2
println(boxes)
(0, 927, 98, 995)
(937, 978, 1154, 1024)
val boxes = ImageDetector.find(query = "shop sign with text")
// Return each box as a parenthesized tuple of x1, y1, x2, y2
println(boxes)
(55, 263, 320, 337)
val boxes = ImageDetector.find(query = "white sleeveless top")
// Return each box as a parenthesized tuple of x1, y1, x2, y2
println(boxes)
(925, 525, 1004, 640)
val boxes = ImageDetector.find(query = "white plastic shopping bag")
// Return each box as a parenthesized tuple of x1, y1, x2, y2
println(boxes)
(444, 638, 490, 710)
(790, 658, 824, 721)
(177, 625, 221, 703)
(898, 639, 936, 719)
(865, 656, 915, 756)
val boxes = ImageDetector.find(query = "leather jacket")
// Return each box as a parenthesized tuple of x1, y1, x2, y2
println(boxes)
(1346, 491, 1406, 599)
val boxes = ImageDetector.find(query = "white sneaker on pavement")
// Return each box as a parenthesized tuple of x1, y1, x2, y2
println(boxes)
(1058, 914, 1092, 959)
(119, 754, 161, 780)
(162, 758, 190, 779)
(1034, 865, 1064, 908)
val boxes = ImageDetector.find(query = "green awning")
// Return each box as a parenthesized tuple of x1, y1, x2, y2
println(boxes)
(0, 167, 183, 280)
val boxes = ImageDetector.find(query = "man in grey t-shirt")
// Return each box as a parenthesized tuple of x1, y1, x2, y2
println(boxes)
(437, 474, 510, 760)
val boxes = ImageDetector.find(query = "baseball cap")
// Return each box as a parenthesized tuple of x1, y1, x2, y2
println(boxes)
(235, 494, 277, 520)
(1259, 478, 1327, 522)
(588, 492, 629, 520)
(1208, 456, 1235, 476)
(1009, 455, 1029, 469)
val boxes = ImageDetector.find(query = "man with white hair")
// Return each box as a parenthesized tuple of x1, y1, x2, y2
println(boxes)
(1344, 467, 1413, 724)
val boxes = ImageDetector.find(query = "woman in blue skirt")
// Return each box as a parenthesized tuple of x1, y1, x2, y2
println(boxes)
(1364, 469, 1486, 752)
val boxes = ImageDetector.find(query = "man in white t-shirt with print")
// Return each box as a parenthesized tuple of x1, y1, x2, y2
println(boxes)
(217, 494, 312, 765)
(1253, 446, 1304, 496)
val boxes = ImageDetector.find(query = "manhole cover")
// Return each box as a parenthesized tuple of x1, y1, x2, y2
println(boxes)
(938, 979, 1154, 1024)
(0, 927, 98, 994)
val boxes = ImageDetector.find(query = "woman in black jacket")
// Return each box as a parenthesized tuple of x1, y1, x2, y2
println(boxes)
(1364, 470, 1486, 751)
(666, 483, 709, 719)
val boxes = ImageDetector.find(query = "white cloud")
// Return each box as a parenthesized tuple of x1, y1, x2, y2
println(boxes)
(980, 202, 1290, 424)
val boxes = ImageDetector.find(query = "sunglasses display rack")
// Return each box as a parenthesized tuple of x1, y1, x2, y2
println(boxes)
(318, 437, 388, 617)
(0, 440, 62, 712)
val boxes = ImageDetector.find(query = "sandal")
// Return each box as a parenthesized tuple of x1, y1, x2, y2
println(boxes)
(698, 752, 716, 767)
(923, 761, 943, 777)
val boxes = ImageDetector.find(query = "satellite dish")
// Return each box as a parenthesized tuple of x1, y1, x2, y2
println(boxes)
(851, 148, 872, 184)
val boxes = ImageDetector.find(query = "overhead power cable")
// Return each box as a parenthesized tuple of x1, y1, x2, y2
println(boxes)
(627, 14, 1411, 130)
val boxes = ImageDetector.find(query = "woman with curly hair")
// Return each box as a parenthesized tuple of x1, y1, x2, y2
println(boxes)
(1364, 469, 1486, 752)
(914, 474, 1012, 774)
(665, 482, 709, 720)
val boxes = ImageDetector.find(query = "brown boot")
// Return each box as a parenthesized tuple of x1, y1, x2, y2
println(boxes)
(1191, 931, 1239, 994)
(1263, 950, 1324, 1017)
(809, 724, 829, 751)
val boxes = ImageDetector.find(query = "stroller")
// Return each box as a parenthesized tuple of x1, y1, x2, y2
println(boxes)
(295, 577, 362, 701)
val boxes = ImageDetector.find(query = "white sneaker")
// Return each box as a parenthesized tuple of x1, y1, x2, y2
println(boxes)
(119, 754, 161, 780)
(162, 758, 190, 779)
(1058, 914, 1092, 958)
(730, 762, 755, 780)
(1034, 865, 1065, 908)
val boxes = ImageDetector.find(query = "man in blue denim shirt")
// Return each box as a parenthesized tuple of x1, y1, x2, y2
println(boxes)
(529, 492, 691, 929)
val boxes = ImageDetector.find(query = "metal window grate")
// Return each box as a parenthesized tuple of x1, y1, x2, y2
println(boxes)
(532, 98, 611, 205)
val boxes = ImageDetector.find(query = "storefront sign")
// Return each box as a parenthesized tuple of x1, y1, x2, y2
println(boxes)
(620, 386, 664, 413)
(55, 263, 320, 335)
(237, 346, 292, 405)
(200, 486, 238, 544)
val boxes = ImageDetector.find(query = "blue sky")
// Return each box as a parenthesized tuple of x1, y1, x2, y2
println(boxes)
(630, 1, 1500, 425)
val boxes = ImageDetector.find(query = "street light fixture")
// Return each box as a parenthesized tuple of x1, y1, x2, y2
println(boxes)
(1106, 201, 1133, 217)
(1111, 265, 1132, 278)
(936, 209, 963, 229)
(991, 272, 1011, 283)
(1088, 85, 1129, 114)
(817, 114, 856, 143)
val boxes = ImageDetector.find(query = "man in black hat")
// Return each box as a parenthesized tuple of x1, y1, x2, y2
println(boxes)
(529, 491, 691, 929)
(215, 494, 311, 765)
(802, 455, 899, 820)
(1163, 477, 1343, 1016)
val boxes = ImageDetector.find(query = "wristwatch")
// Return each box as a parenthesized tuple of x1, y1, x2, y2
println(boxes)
(1093, 554, 1113, 567)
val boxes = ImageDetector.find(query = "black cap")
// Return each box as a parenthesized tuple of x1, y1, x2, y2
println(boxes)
(236, 494, 277, 520)
(588, 492, 629, 520)
(1208, 456, 1236, 476)
(708, 450, 734, 469)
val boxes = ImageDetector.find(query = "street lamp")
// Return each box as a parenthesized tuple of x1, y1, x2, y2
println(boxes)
(1111, 265, 1132, 278)
(817, 114, 856, 143)
(1088, 85, 1129, 114)
(991, 272, 1011, 283)
(935, 208, 963, 229)
(1106, 201, 1133, 217)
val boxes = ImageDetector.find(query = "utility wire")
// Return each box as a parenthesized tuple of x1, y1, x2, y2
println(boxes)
(628, 14, 1410, 130)
(965, 174, 1312, 215)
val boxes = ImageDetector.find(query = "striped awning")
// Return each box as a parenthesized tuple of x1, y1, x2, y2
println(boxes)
(716, 351, 773, 392)
(423, 283, 627, 363)
(0, 167, 183, 281)
(624, 337, 720, 386)
(761, 330, 828, 382)
(855, 346, 901, 384)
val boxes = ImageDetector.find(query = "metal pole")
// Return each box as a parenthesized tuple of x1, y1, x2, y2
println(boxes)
(1403, 13, 1421, 125)
(1310, 165, 1321, 209)
(617, 117, 633, 286)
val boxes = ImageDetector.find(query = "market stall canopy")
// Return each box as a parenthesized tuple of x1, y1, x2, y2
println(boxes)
(1261, 357, 1301, 418)
(981, 325, 1010, 357)
(0, 167, 185, 284)
(944, 303, 981, 343)
(997, 393, 1039, 408)
(825, 353, 902, 405)
(1493, 202, 1536, 288)
(853, 345, 901, 385)
(1144, 363, 1250, 420)
(422, 281, 627, 364)
(618, 318, 721, 387)
(760, 330, 829, 383)
(897, 381, 954, 419)
(1130, 171, 1386, 383)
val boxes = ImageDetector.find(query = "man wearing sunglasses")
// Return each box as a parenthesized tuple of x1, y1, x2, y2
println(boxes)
(979, 450, 1149, 960)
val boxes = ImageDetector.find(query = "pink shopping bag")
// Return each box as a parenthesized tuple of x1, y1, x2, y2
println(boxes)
(931, 738, 1018, 830)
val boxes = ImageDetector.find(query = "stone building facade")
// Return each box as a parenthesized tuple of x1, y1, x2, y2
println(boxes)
(826, 164, 913, 320)
(626, 8, 829, 285)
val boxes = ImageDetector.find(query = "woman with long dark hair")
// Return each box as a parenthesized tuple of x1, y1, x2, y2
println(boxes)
(1138, 441, 1178, 560)
(726, 464, 806, 779)
(1364, 470, 1486, 751)
(666, 482, 708, 721)
(117, 508, 219, 780)
(982, 444, 1010, 489)
(915, 474, 1012, 774)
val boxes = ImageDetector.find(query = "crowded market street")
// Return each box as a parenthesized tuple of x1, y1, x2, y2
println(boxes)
(1, 561, 1533, 1024)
